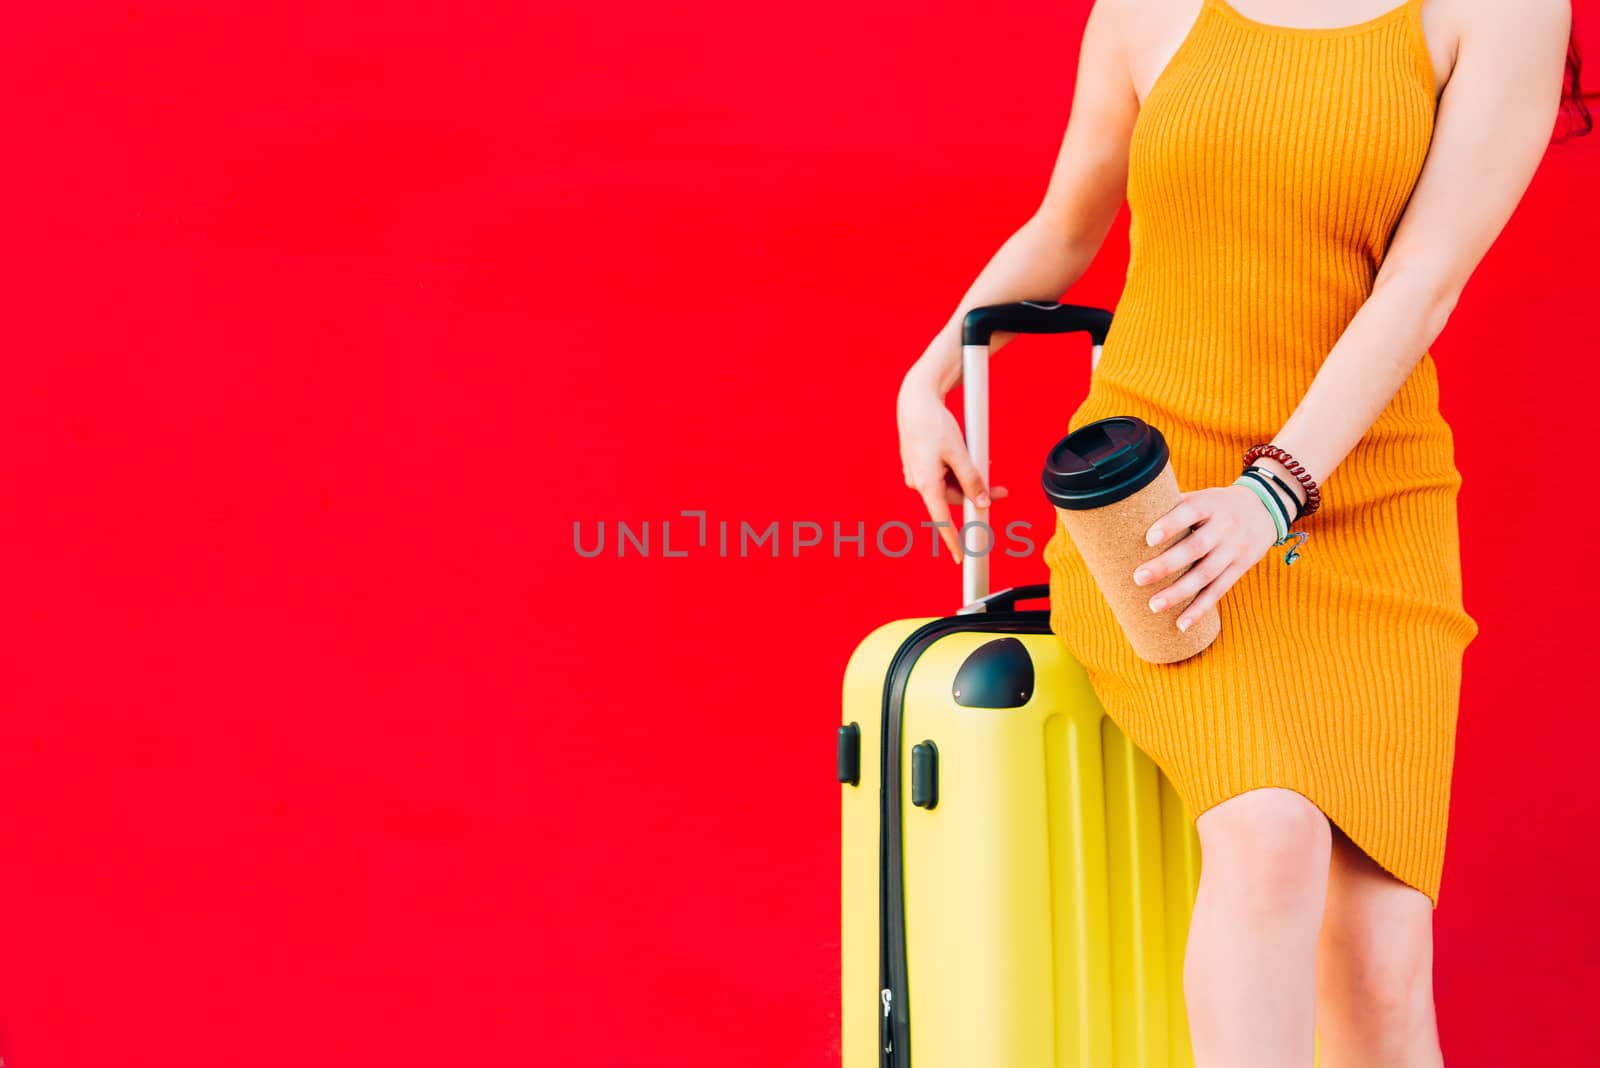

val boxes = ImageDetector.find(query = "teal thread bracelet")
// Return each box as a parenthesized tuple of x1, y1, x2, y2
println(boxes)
(1233, 474, 1287, 540)
(1232, 474, 1312, 565)
(1239, 468, 1293, 531)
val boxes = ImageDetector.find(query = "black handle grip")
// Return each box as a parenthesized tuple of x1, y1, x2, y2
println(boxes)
(961, 301, 1113, 348)
(957, 583, 1052, 615)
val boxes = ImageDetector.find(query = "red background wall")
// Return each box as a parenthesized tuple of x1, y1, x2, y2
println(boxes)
(2, 2, 1596, 1065)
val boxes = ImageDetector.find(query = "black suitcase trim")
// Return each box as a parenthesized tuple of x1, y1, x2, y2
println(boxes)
(878, 590, 1053, 1067)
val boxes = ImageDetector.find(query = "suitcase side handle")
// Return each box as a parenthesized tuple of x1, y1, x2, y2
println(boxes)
(958, 302, 1113, 608)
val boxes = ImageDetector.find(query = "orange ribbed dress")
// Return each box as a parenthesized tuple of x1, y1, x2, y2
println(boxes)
(1044, 0, 1479, 908)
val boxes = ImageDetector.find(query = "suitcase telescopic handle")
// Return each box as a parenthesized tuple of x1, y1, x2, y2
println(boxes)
(957, 301, 1114, 610)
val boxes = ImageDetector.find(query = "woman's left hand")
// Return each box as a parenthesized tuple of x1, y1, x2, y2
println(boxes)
(1132, 485, 1280, 633)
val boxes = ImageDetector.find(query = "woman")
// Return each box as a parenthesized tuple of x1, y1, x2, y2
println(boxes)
(894, 1, 1583, 1065)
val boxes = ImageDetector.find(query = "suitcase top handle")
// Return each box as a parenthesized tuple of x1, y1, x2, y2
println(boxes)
(957, 302, 1115, 609)
(955, 583, 1052, 616)
(961, 301, 1112, 348)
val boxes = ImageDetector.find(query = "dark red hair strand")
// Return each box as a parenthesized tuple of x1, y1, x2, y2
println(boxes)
(1558, 27, 1593, 141)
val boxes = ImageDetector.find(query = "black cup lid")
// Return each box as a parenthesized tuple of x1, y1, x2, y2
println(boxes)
(1041, 416, 1169, 510)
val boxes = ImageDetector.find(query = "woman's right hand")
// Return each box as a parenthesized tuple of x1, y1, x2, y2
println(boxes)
(896, 373, 1009, 564)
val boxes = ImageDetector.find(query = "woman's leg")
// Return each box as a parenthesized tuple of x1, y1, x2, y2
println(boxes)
(1314, 822, 1443, 1067)
(1186, 787, 1332, 1068)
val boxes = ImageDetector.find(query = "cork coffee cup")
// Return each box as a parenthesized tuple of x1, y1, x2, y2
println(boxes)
(1041, 416, 1221, 664)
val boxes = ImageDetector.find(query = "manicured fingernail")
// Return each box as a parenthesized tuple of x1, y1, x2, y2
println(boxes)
(1133, 569, 1151, 585)
(1177, 617, 1190, 632)
(977, 492, 991, 508)
(1149, 597, 1166, 612)
(1147, 528, 1161, 546)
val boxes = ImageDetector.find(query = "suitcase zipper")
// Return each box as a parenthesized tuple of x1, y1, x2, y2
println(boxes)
(878, 607, 1051, 1068)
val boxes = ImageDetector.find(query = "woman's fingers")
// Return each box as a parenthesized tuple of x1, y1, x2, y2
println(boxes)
(918, 481, 1015, 562)
(1146, 542, 1231, 614)
(1132, 523, 1216, 587)
(1175, 558, 1248, 632)
(917, 481, 962, 563)
(943, 484, 1009, 506)
(1130, 484, 1271, 630)
(1145, 492, 1206, 547)
(945, 447, 992, 511)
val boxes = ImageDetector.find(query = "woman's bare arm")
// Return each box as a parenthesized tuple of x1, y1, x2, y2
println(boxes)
(1136, 0, 1572, 632)
(899, 0, 1140, 560)
(1256, 0, 1572, 508)
(901, 0, 1138, 398)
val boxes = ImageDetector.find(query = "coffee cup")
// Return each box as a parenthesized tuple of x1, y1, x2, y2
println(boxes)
(1042, 416, 1221, 663)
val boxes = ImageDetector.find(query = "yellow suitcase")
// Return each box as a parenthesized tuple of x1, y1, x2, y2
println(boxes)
(839, 302, 1203, 1067)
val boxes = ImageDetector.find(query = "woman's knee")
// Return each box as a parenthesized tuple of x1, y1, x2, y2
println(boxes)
(1196, 787, 1332, 912)
(1337, 937, 1432, 1028)
(1319, 844, 1437, 1046)
(1318, 921, 1436, 1060)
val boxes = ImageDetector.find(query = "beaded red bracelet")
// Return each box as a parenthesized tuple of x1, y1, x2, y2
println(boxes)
(1243, 443, 1322, 518)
